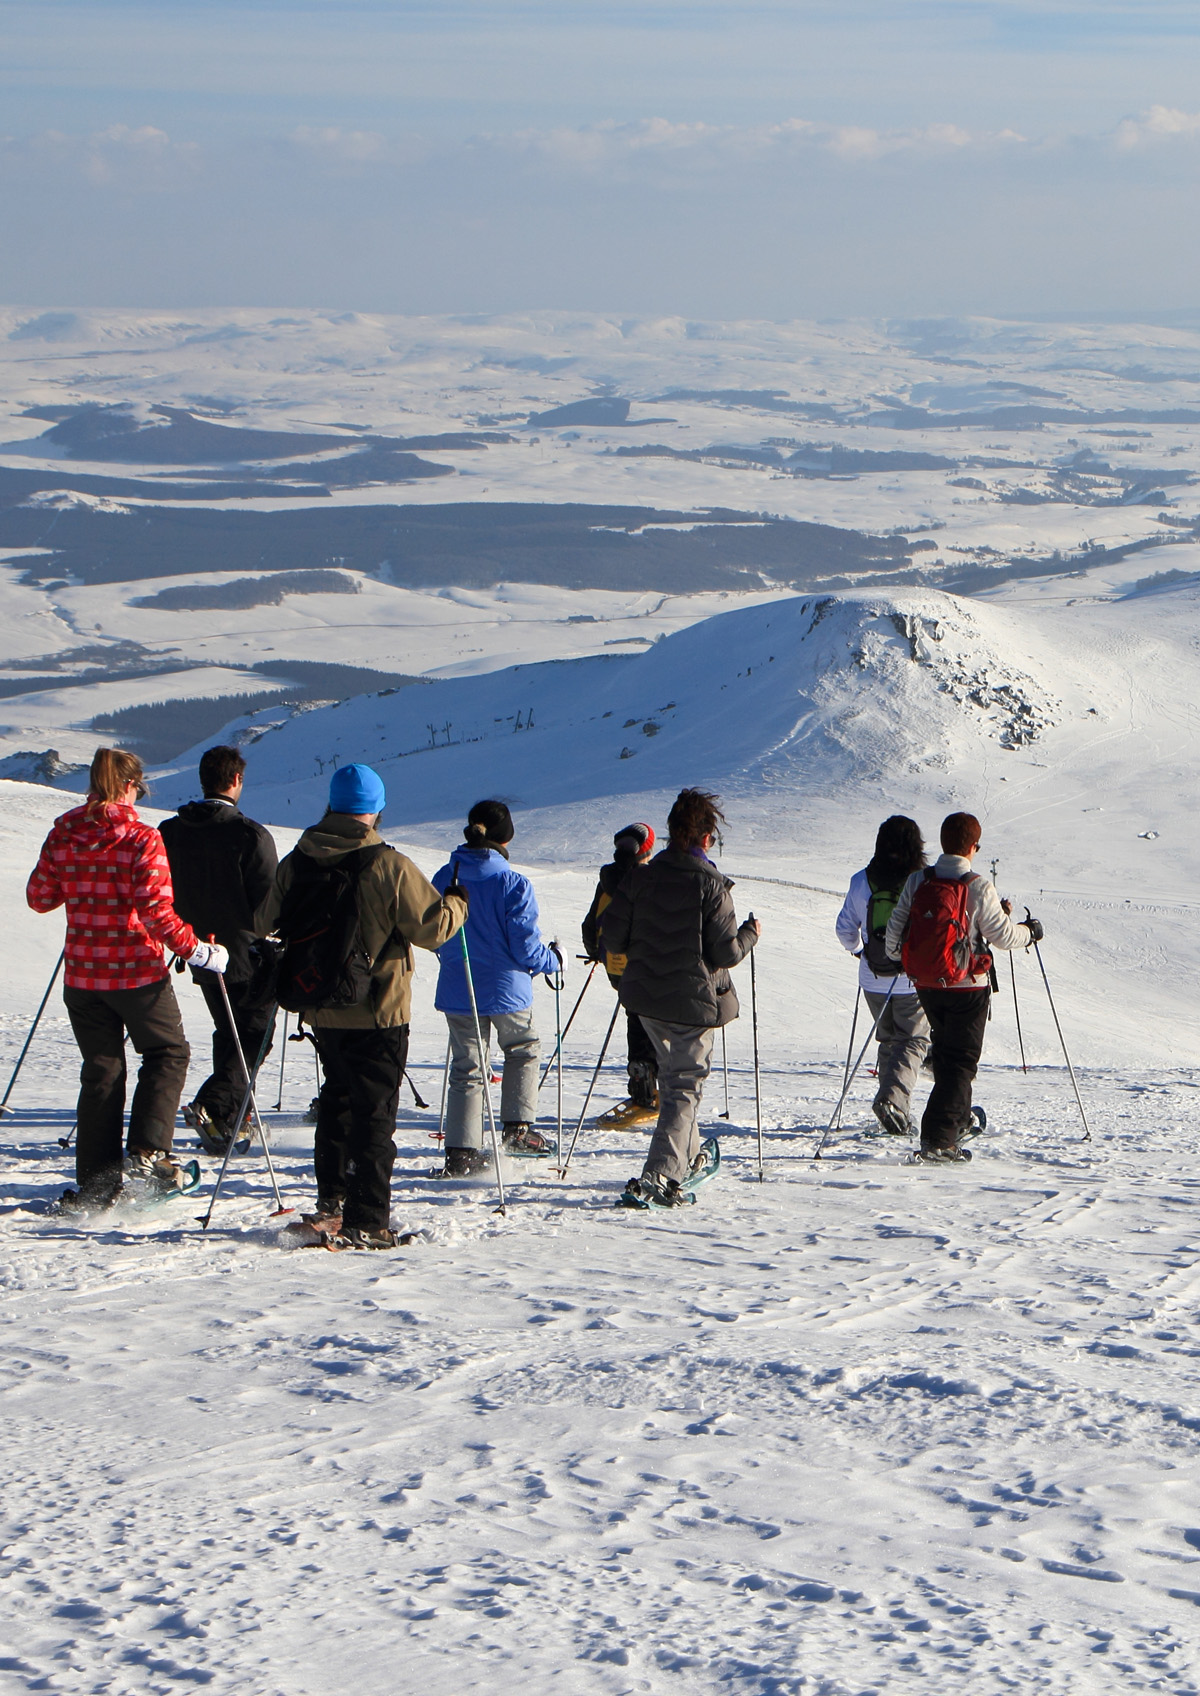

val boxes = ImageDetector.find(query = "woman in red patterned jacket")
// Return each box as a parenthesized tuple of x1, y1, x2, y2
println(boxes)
(27, 747, 229, 1209)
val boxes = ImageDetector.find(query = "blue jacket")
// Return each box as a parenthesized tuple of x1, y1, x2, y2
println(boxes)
(433, 848, 558, 1016)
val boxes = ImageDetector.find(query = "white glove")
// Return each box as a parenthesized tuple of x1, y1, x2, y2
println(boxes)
(188, 940, 229, 975)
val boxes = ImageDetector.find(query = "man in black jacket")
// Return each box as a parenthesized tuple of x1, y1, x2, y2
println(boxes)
(601, 788, 759, 1205)
(160, 746, 278, 1151)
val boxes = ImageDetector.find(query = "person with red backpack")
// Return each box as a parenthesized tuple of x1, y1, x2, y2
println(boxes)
(835, 815, 930, 1136)
(884, 811, 1043, 1163)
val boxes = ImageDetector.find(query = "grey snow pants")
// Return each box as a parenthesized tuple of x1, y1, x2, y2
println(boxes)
(640, 1017, 716, 1186)
(863, 989, 930, 1124)
(443, 1007, 540, 1149)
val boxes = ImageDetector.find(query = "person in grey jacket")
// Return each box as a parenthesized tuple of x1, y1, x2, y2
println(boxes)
(601, 787, 760, 1206)
(885, 810, 1042, 1162)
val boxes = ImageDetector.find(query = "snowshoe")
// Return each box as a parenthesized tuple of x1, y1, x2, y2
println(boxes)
(619, 1173, 693, 1210)
(618, 1138, 721, 1209)
(962, 1105, 987, 1140)
(501, 1122, 557, 1158)
(913, 1145, 973, 1165)
(326, 1226, 415, 1252)
(127, 1155, 202, 1208)
(597, 1097, 659, 1131)
(304, 1096, 321, 1125)
(436, 1146, 491, 1179)
(282, 1199, 344, 1246)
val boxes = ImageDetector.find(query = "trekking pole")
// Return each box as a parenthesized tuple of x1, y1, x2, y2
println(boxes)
(0, 948, 64, 1118)
(749, 916, 764, 1183)
(554, 963, 564, 1158)
(832, 986, 862, 1133)
(198, 978, 290, 1228)
(273, 1009, 289, 1110)
(405, 1071, 430, 1110)
(1009, 953, 1028, 1075)
(814, 980, 897, 1160)
(1027, 915, 1091, 1142)
(719, 1027, 731, 1120)
(557, 996, 621, 1179)
(433, 1036, 450, 1146)
(538, 960, 598, 1090)
(452, 886, 506, 1215)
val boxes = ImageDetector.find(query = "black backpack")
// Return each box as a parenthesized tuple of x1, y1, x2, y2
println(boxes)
(862, 873, 904, 978)
(274, 844, 388, 1013)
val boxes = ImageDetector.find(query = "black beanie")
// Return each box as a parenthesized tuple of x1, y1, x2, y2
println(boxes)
(465, 798, 514, 845)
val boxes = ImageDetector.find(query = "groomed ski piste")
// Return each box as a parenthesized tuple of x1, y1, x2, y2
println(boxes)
(3, 536, 1200, 1694)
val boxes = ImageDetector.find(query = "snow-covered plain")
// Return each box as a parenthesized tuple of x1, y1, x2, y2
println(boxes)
(2, 312, 1200, 1693)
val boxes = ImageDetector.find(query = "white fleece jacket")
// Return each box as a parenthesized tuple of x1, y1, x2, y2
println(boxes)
(884, 853, 1034, 989)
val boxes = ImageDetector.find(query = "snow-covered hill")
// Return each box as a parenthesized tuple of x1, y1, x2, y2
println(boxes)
(153, 589, 1071, 822)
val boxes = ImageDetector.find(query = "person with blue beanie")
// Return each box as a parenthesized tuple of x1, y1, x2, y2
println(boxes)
(257, 762, 466, 1245)
(432, 799, 562, 1175)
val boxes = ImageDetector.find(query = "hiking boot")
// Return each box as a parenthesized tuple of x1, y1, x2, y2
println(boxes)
(915, 1145, 973, 1164)
(333, 1226, 405, 1251)
(638, 1171, 692, 1207)
(58, 1182, 121, 1214)
(125, 1148, 190, 1191)
(183, 1102, 250, 1157)
(873, 1099, 913, 1137)
(441, 1146, 490, 1178)
(501, 1122, 554, 1154)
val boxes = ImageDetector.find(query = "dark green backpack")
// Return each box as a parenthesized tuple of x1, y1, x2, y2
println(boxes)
(863, 874, 903, 978)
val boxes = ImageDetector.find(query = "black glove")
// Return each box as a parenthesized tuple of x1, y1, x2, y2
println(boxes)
(1023, 910, 1044, 944)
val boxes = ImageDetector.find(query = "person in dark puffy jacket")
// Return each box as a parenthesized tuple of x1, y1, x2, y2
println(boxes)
(432, 799, 561, 1176)
(581, 821, 658, 1129)
(26, 746, 228, 1209)
(600, 788, 760, 1207)
(160, 744, 278, 1153)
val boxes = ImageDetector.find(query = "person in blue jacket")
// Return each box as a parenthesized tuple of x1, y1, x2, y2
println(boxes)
(432, 799, 561, 1176)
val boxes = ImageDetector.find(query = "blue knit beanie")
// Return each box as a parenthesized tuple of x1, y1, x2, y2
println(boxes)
(329, 763, 386, 815)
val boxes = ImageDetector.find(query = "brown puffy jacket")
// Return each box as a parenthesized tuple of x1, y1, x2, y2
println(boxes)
(255, 814, 466, 1028)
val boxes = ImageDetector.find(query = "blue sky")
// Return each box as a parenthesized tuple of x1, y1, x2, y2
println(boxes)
(4, 0, 1200, 316)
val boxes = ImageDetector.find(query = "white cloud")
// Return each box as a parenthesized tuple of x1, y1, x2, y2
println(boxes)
(290, 126, 388, 163)
(1114, 105, 1200, 149)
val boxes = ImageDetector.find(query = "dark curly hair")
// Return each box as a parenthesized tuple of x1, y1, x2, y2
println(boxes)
(667, 787, 726, 851)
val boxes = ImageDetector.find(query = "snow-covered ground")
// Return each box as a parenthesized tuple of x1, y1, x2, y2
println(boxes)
(2, 311, 1200, 1692)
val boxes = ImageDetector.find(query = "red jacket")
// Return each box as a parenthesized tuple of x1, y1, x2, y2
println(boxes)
(27, 802, 199, 992)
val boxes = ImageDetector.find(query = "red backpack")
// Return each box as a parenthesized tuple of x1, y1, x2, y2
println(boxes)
(900, 870, 993, 988)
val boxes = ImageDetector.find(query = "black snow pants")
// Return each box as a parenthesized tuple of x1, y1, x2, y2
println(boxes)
(312, 1025, 409, 1230)
(193, 973, 276, 1127)
(64, 977, 191, 1199)
(914, 987, 991, 1152)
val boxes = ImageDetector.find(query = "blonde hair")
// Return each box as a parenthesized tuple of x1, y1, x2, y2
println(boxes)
(88, 746, 146, 806)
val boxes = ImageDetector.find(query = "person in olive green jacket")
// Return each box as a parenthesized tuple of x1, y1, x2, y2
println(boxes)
(257, 763, 466, 1248)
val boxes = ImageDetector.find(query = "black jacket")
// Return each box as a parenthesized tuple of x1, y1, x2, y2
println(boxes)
(159, 800, 278, 982)
(600, 847, 757, 1028)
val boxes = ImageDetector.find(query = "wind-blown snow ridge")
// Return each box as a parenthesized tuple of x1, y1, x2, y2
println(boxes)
(153, 589, 1068, 822)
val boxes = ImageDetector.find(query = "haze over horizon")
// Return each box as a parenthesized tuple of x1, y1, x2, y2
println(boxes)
(5, 0, 1200, 320)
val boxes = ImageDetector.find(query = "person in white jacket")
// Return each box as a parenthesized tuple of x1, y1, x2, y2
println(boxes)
(836, 815, 930, 1135)
(884, 811, 1043, 1162)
